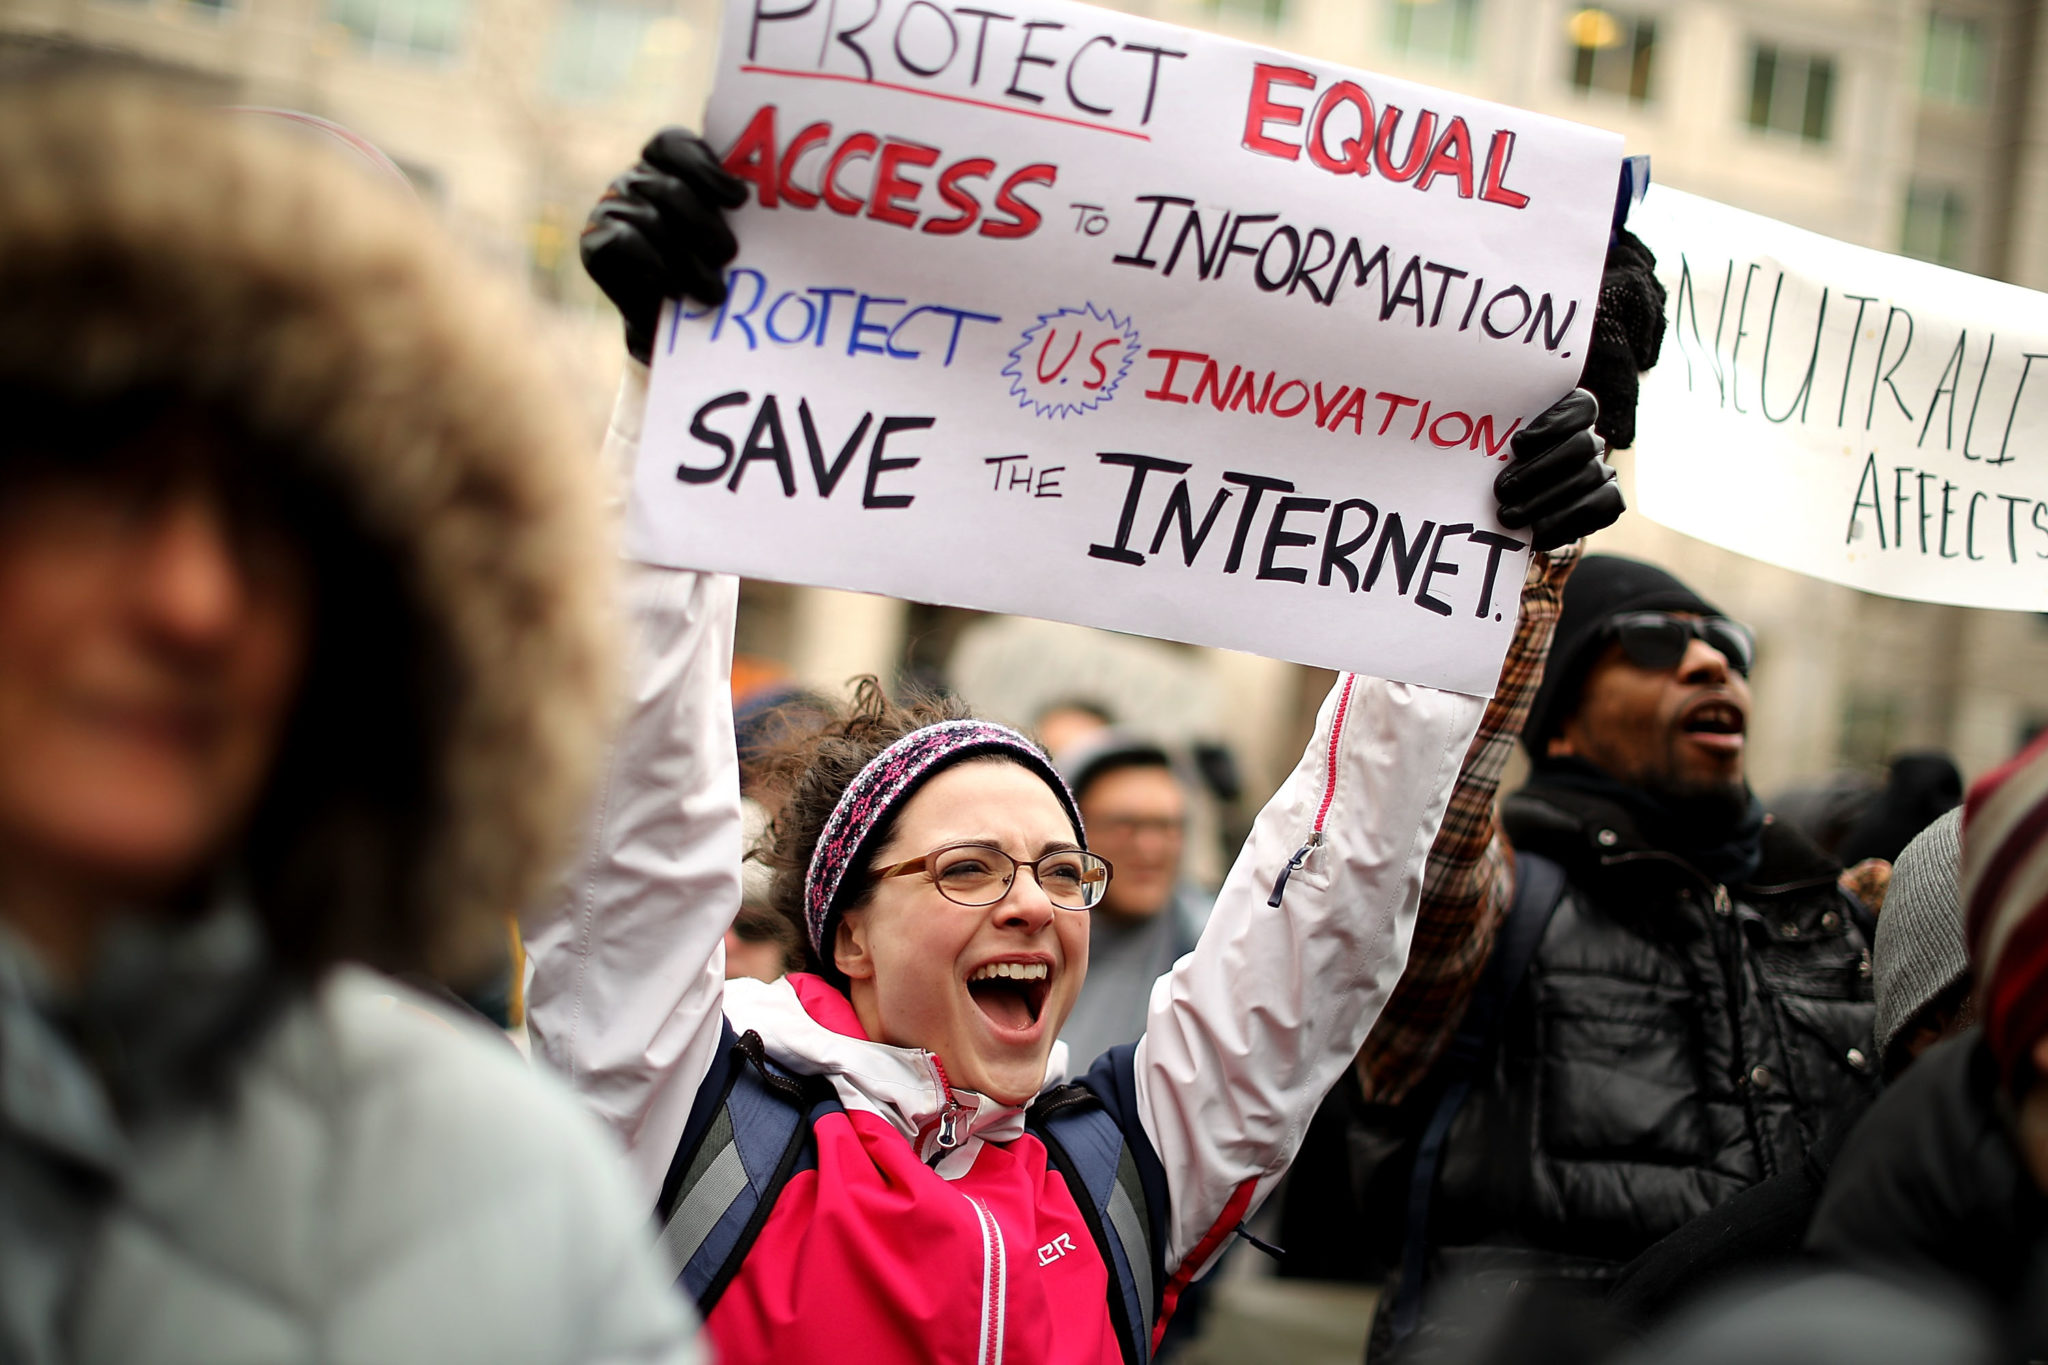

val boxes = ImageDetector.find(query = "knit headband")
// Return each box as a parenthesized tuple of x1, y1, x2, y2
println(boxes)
(802, 720, 1085, 963)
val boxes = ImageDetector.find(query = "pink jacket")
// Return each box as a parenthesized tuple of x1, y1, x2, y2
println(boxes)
(525, 365, 1488, 1364)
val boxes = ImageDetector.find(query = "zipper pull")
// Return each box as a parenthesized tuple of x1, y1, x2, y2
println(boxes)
(1268, 832, 1323, 907)
(1712, 884, 1733, 918)
(927, 1052, 965, 1157)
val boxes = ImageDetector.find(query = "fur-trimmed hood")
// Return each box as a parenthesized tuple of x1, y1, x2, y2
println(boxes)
(0, 79, 617, 978)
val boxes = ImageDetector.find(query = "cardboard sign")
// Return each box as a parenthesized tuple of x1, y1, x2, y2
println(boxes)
(1634, 186, 2048, 611)
(631, 0, 1623, 696)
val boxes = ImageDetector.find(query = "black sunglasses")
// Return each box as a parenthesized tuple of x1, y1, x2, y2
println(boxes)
(1606, 611, 1756, 676)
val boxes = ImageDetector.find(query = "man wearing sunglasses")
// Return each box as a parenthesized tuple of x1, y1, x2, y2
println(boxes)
(1352, 554, 1879, 1357)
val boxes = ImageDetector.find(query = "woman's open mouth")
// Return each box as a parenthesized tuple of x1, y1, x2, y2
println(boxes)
(966, 960, 1052, 1033)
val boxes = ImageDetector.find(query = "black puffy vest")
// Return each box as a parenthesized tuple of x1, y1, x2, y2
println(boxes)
(1356, 781, 1880, 1296)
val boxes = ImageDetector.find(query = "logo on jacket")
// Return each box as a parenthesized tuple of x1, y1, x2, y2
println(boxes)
(1037, 1234, 1076, 1266)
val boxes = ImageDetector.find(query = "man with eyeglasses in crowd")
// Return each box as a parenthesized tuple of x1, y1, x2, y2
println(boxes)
(1347, 554, 1881, 1360)
(1052, 735, 1214, 1069)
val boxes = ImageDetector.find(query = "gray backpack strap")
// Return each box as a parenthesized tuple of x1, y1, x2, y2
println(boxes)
(656, 1029, 839, 1313)
(1031, 1084, 1158, 1365)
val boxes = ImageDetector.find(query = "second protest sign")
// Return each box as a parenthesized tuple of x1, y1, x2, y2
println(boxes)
(633, 0, 1623, 697)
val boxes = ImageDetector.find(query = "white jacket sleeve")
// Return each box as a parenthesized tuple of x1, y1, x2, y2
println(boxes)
(524, 361, 743, 1205)
(1133, 672, 1483, 1280)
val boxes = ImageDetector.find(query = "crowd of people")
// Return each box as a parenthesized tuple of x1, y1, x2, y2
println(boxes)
(2, 63, 2045, 1365)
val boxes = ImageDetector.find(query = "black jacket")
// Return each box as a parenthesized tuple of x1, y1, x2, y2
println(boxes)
(1806, 1030, 2048, 1307)
(1353, 780, 1880, 1308)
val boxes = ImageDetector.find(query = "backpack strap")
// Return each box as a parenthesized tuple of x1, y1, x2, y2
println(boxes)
(655, 1027, 839, 1313)
(1387, 851, 1569, 1343)
(1029, 1083, 1159, 1365)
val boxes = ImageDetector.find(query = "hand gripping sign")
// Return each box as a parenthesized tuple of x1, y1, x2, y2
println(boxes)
(633, 0, 1622, 697)
(1632, 187, 2048, 612)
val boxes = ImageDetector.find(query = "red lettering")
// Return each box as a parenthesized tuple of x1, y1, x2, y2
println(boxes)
(1242, 63, 1315, 160)
(869, 140, 941, 227)
(822, 133, 880, 215)
(1312, 382, 1352, 427)
(1193, 361, 1237, 411)
(923, 157, 992, 235)
(1375, 391, 1418, 435)
(1469, 413, 1523, 458)
(1228, 369, 1275, 414)
(777, 120, 832, 209)
(1306, 82, 1374, 176)
(1272, 379, 1311, 418)
(1083, 337, 1124, 390)
(1374, 106, 1437, 182)
(1480, 130, 1532, 209)
(1333, 388, 1368, 435)
(1144, 348, 1206, 403)
(1414, 117, 1476, 198)
(982, 163, 1056, 239)
(722, 104, 781, 207)
(1429, 410, 1474, 446)
(1035, 328, 1081, 383)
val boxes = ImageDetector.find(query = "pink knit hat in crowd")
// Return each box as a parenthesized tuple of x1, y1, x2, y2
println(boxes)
(1960, 730, 2048, 1090)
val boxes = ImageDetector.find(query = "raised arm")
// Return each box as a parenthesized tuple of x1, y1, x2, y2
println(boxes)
(524, 363, 745, 1204)
(1132, 667, 1481, 1280)
(1127, 390, 1616, 1289)
(1353, 541, 1581, 1106)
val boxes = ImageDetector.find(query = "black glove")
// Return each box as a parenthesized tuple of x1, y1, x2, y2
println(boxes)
(1576, 227, 1666, 449)
(1495, 388, 1623, 552)
(581, 129, 748, 363)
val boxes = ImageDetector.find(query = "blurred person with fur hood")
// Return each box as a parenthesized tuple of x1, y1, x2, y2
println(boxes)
(0, 79, 700, 1364)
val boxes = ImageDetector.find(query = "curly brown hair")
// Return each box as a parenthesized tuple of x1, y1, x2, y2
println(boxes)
(756, 677, 978, 979)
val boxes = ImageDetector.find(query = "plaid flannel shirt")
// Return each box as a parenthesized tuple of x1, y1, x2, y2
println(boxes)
(1354, 541, 1582, 1105)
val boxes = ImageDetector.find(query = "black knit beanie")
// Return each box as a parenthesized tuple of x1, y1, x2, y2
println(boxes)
(1524, 555, 1724, 756)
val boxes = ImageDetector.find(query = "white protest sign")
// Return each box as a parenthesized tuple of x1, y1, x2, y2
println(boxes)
(631, 0, 1623, 696)
(1634, 186, 2048, 611)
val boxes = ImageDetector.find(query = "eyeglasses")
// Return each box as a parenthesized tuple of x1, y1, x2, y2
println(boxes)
(1607, 611, 1756, 676)
(1090, 814, 1187, 840)
(874, 842, 1114, 911)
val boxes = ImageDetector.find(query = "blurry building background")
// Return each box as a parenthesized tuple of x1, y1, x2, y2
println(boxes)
(6, 0, 2045, 818)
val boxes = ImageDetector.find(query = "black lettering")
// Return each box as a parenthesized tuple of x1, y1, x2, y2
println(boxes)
(953, 7, 1013, 84)
(729, 395, 797, 495)
(1918, 331, 1970, 449)
(1148, 480, 1233, 564)
(1119, 42, 1187, 124)
(1845, 452, 1885, 549)
(1468, 530, 1523, 617)
(1089, 451, 1190, 563)
(1005, 20, 1064, 103)
(1113, 194, 1190, 270)
(1318, 499, 1379, 589)
(1414, 522, 1474, 615)
(1364, 513, 1435, 595)
(797, 401, 872, 497)
(861, 414, 931, 508)
(1221, 471, 1294, 573)
(1256, 495, 1330, 582)
(750, 0, 819, 60)
(680, 390, 749, 483)
(1866, 306, 1917, 429)
(1759, 277, 1827, 423)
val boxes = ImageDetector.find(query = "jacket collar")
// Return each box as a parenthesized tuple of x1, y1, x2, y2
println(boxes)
(723, 973, 1070, 1170)
(1505, 781, 1839, 893)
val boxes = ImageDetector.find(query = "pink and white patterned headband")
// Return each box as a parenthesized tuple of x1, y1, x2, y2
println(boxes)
(802, 720, 1084, 965)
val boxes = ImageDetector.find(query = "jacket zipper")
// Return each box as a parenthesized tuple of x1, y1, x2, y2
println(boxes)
(1601, 850, 1774, 1175)
(926, 1052, 967, 1159)
(963, 1193, 1007, 1365)
(1269, 674, 1357, 906)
